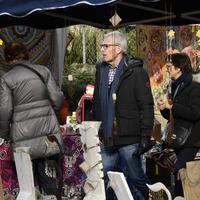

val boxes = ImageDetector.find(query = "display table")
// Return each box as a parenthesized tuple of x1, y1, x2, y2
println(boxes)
(0, 135, 83, 199)
(1, 130, 147, 200)
(0, 140, 12, 195)
(60, 135, 83, 198)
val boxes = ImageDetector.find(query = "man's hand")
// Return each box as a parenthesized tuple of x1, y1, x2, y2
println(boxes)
(132, 136, 152, 156)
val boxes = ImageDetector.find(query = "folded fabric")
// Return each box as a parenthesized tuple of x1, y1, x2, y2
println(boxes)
(150, 148, 177, 173)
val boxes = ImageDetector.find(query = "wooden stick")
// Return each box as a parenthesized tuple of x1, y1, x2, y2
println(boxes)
(0, 175, 4, 200)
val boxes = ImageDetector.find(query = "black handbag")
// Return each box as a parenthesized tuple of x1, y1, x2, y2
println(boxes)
(164, 125, 193, 150)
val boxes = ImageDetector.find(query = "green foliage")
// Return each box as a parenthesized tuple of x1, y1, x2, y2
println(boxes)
(64, 25, 98, 74)
(75, 70, 95, 85)
(64, 27, 83, 74)
(63, 25, 136, 85)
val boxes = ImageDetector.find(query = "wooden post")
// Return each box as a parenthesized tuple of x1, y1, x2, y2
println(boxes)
(14, 147, 36, 200)
(181, 161, 200, 200)
(0, 175, 4, 200)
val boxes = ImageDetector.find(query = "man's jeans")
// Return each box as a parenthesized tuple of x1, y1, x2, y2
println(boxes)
(100, 142, 151, 200)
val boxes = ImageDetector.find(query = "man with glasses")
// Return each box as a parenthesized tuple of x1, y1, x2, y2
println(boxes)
(92, 31, 154, 200)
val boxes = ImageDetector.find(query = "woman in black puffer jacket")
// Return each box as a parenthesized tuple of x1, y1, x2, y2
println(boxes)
(158, 53, 200, 198)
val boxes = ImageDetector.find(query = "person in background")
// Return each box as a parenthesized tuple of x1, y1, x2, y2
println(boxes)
(157, 53, 200, 198)
(56, 31, 75, 125)
(66, 32, 75, 47)
(92, 31, 154, 200)
(0, 40, 64, 195)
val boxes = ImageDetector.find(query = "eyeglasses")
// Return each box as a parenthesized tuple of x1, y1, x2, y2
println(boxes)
(101, 44, 119, 50)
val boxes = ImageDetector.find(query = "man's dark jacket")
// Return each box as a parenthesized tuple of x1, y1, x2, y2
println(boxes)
(93, 54, 154, 146)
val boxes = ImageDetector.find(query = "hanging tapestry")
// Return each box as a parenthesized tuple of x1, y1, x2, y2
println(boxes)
(0, 26, 60, 83)
(136, 25, 196, 129)
(195, 25, 200, 66)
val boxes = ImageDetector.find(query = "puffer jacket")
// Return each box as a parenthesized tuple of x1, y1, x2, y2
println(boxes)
(161, 71, 200, 148)
(0, 60, 64, 160)
(93, 54, 154, 146)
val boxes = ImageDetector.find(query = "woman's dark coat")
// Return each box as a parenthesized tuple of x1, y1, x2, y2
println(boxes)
(161, 71, 200, 148)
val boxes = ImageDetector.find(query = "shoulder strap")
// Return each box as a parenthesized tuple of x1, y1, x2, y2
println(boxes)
(19, 63, 45, 84)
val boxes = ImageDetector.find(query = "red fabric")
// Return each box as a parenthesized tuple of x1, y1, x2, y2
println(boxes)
(57, 99, 71, 125)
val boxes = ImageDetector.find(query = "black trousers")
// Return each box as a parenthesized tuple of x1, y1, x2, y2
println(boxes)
(32, 156, 57, 193)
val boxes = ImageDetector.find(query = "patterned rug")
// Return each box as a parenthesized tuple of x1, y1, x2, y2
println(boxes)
(0, 140, 12, 195)
(0, 26, 60, 83)
(136, 25, 196, 129)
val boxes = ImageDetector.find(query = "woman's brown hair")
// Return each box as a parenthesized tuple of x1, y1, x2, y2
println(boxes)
(4, 40, 29, 63)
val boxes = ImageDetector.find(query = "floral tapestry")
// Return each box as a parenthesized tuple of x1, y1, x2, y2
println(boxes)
(0, 26, 60, 83)
(136, 25, 196, 129)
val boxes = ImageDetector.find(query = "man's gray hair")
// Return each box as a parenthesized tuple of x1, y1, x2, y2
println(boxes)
(104, 31, 128, 54)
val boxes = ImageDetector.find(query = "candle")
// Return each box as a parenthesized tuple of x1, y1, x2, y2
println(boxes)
(68, 74, 73, 81)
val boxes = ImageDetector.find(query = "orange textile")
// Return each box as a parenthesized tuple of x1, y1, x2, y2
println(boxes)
(57, 99, 71, 125)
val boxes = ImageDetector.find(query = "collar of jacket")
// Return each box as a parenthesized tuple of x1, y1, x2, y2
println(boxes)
(10, 60, 30, 69)
(125, 54, 143, 69)
(100, 54, 143, 70)
(175, 71, 199, 94)
(98, 54, 143, 97)
(192, 72, 200, 84)
(183, 71, 200, 86)
(100, 54, 143, 75)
